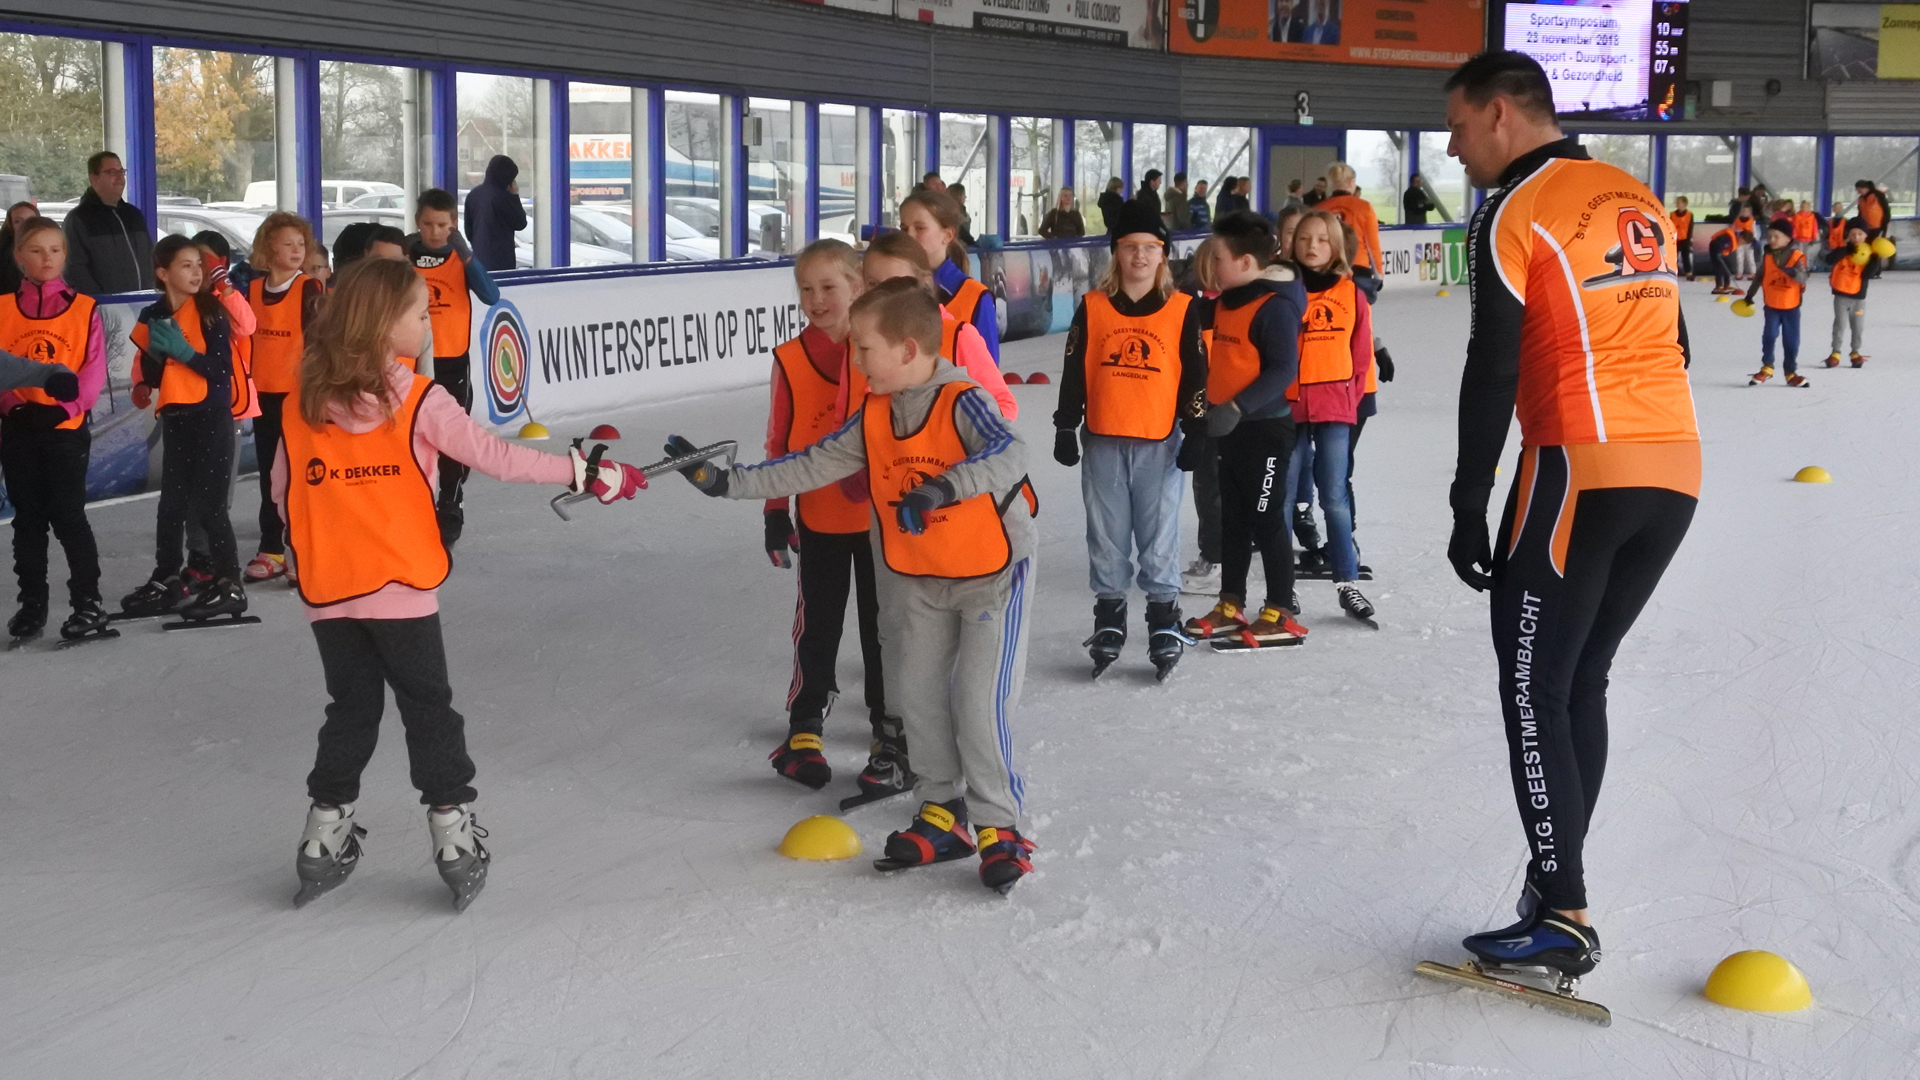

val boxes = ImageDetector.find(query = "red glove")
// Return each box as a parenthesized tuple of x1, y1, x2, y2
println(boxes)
(569, 446, 648, 503)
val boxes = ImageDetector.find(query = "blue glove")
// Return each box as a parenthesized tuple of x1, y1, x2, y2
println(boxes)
(663, 434, 729, 497)
(146, 318, 196, 363)
(893, 475, 954, 536)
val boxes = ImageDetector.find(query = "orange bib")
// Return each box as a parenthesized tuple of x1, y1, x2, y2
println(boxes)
(416, 250, 473, 359)
(131, 302, 246, 417)
(1828, 218, 1846, 249)
(1292, 277, 1356, 399)
(775, 337, 870, 535)
(0, 292, 93, 430)
(1792, 212, 1819, 243)
(1081, 290, 1188, 440)
(247, 274, 307, 393)
(864, 382, 1016, 579)
(1761, 249, 1806, 309)
(1830, 249, 1865, 294)
(282, 374, 450, 606)
(943, 275, 988, 328)
(1207, 293, 1270, 405)
(1670, 209, 1693, 238)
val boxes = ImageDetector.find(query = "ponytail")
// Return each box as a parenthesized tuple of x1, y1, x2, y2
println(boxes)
(900, 189, 971, 271)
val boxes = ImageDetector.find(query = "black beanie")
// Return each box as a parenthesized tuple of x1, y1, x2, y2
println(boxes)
(1768, 219, 1793, 238)
(1109, 199, 1169, 248)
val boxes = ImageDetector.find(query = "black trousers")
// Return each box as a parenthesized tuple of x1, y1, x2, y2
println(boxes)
(1491, 447, 1695, 911)
(433, 355, 472, 544)
(251, 391, 287, 555)
(1217, 416, 1296, 609)
(155, 407, 238, 580)
(1191, 442, 1222, 564)
(787, 522, 885, 731)
(0, 418, 100, 606)
(1675, 239, 1694, 277)
(307, 614, 478, 807)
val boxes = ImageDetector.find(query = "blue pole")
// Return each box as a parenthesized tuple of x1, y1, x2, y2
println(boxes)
(993, 113, 1011, 238)
(644, 90, 665, 263)
(1119, 122, 1133, 195)
(1058, 118, 1075, 204)
(1650, 134, 1667, 203)
(1171, 124, 1188, 183)
(296, 57, 323, 225)
(1814, 135, 1835, 213)
(728, 97, 748, 258)
(433, 66, 458, 194)
(803, 102, 820, 249)
(866, 106, 884, 235)
(925, 112, 941, 184)
(548, 79, 570, 266)
(1736, 135, 1752, 191)
(120, 41, 156, 228)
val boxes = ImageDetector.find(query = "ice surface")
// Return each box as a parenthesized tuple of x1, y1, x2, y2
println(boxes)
(5, 275, 1920, 1078)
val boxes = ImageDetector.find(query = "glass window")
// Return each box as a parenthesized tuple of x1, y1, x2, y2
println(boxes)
(939, 112, 988, 241)
(567, 83, 634, 264)
(319, 61, 421, 230)
(746, 98, 802, 255)
(1131, 123, 1167, 197)
(880, 108, 922, 229)
(665, 90, 724, 252)
(1187, 125, 1253, 216)
(819, 104, 859, 244)
(1009, 117, 1053, 239)
(1747, 136, 1818, 212)
(1666, 135, 1737, 218)
(456, 72, 537, 267)
(0, 33, 105, 207)
(154, 47, 276, 207)
(1076, 119, 1123, 235)
(1834, 136, 1918, 217)
(1346, 130, 1405, 225)
(1416, 131, 1468, 222)
(1578, 134, 1651, 183)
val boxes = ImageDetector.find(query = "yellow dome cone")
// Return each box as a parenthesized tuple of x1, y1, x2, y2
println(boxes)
(1730, 298, 1756, 318)
(1436, 288, 1450, 297)
(779, 815, 862, 860)
(1704, 950, 1813, 1012)
(1794, 466, 1832, 484)
(517, 421, 551, 440)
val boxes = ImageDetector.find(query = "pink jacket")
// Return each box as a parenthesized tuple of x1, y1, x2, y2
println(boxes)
(0, 276, 107, 422)
(273, 360, 575, 621)
(1291, 288, 1374, 427)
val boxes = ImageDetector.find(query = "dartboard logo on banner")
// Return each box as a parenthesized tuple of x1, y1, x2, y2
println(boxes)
(482, 299, 531, 424)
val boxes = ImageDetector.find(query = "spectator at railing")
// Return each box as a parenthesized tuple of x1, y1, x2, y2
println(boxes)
(1135, 169, 1164, 217)
(62, 151, 152, 295)
(1039, 189, 1086, 239)
(1098, 177, 1126, 236)
(1189, 181, 1212, 229)
(0, 201, 38, 295)
(1167, 173, 1192, 231)
(1404, 174, 1437, 225)
(463, 155, 526, 273)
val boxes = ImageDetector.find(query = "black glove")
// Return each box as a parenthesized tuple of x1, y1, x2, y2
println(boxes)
(1447, 514, 1496, 592)
(1052, 428, 1080, 467)
(765, 509, 798, 569)
(41, 369, 80, 402)
(4, 402, 68, 431)
(1374, 344, 1395, 383)
(1176, 422, 1208, 472)
(1205, 401, 1242, 439)
(663, 434, 729, 497)
(893, 475, 954, 536)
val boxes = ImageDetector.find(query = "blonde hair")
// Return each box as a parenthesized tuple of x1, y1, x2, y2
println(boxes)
(1325, 162, 1356, 192)
(251, 211, 316, 272)
(849, 277, 942, 355)
(795, 238, 862, 285)
(1097, 245, 1175, 300)
(1190, 237, 1220, 293)
(298, 258, 420, 429)
(1291, 210, 1352, 277)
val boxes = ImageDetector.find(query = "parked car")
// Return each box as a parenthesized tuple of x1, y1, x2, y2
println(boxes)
(154, 205, 271, 254)
(666, 196, 787, 252)
(246, 179, 403, 210)
(592, 204, 720, 261)
(320, 207, 632, 268)
(347, 191, 407, 210)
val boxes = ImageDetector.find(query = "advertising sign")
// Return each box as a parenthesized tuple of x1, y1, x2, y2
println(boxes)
(1171, 0, 1485, 67)
(901, 0, 1163, 48)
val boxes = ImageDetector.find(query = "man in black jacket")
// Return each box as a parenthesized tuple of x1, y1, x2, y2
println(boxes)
(463, 155, 527, 272)
(1403, 174, 1437, 224)
(62, 151, 152, 295)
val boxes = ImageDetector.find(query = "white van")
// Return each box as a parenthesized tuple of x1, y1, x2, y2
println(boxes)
(242, 180, 405, 210)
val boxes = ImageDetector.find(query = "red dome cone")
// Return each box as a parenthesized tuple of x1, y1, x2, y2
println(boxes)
(1025, 372, 1051, 385)
(1003, 372, 1023, 384)
(588, 424, 621, 440)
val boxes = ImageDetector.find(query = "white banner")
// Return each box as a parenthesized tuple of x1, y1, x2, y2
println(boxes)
(472, 265, 804, 429)
(902, 0, 1162, 47)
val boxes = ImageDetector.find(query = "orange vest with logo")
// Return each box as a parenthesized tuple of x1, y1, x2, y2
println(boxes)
(0, 291, 93, 430)
(1828, 217, 1846, 249)
(1207, 293, 1270, 406)
(1792, 211, 1819, 243)
(416, 250, 473, 359)
(864, 381, 1018, 579)
(282, 374, 450, 606)
(1082, 290, 1189, 440)
(775, 337, 870, 535)
(1670, 209, 1693, 239)
(1761, 249, 1806, 309)
(132, 302, 248, 417)
(247, 274, 308, 394)
(1830, 247, 1866, 295)
(1288, 276, 1356, 402)
(943, 275, 988, 329)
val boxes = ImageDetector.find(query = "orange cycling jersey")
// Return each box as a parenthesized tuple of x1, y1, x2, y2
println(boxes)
(1314, 193, 1381, 270)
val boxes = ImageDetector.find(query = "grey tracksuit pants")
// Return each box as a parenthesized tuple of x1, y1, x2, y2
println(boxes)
(876, 553, 1033, 830)
(1081, 430, 1184, 603)
(1831, 293, 1866, 354)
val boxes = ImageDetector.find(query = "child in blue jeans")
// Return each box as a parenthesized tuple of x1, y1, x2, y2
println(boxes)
(1745, 220, 1810, 388)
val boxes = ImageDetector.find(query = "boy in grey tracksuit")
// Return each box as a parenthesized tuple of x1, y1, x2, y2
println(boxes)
(669, 280, 1039, 893)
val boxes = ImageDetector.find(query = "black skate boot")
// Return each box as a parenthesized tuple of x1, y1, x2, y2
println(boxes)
(168, 577, 259, 630)
(428, 805, 490, 912)
(294, 803, 367, 908)
(118, 574, 192, 620)
(1337, 582, 1378, 629)
(1414, 882, 1612, 1025)
(770, 729, 832, 790)
(1293, 502, 1322, 551)
(976, 826, 1036, 895)
(1295, 545, 1333, 580)
(57, 597, 118, 647)
(875, 799, 975, 871)
(1145, 599, 1193, 682)
(1084, 597, 1127, 678)
(843, 713, 914, 810)
(7, 598, 48, 647)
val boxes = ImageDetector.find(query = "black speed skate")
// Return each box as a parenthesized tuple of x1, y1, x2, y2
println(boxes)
(428, 805, 490, 912)
(875, 799, 975, 871)
(294, 803, 367, 908)
(7, 599, 48, 648)
(976, 826, 1036, 895)
(841, 713, 915, 811)
(1293, 503, 1322, 551)
(1084, 597, 1126, 678)
(1414, 883, 1611, 1026)
(116, 575, 193, 621)
(1337, 583, 1378, 629)
(1145, 599, 1193, 682)
(771, 731, 832, 790)
(56, 598, 119, 648)
(165, 577, 257, 630)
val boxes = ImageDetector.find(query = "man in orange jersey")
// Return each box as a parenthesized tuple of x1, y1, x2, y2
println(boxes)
(1313, 164, 1382, 272)
(1439, 51, 1700, 988)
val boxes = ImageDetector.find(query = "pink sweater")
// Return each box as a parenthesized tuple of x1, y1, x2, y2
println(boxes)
(1291, 289, 1374, 426)
(272, 361, 575, 621)
(0, 277, 107, 422)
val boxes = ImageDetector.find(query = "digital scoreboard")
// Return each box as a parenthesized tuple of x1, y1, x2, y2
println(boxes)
(1502, 0, 1690, 121)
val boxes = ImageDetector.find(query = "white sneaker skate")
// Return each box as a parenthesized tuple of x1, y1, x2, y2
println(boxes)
(427, 805, 490, 912)
(1180, 558, 1221, 595)
(294, 803, 366, 908)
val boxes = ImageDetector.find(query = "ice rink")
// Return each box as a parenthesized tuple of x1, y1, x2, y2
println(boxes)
(6, 272, 1920, 1078)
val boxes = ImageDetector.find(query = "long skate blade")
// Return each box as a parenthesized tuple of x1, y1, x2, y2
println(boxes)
(1090, 656, 1117, 679)
(160, 615, 262, 631)
(54, 628, 121, 650)
(839, 786, 910, 811)
(551, 440, 738, 520)
(1210, 636, 1303, 652)
(1413, 961, 1612, 1027)
(7, 633, 43, 651)
(1346, 613, 1379, 631)
(873, 851, 974, 872)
